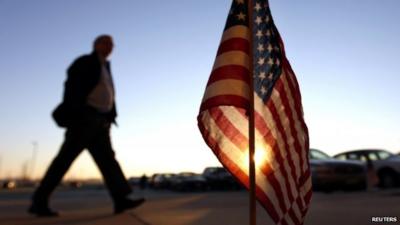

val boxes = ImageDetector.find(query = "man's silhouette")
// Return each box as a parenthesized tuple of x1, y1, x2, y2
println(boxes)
(29, 35, 144, 217)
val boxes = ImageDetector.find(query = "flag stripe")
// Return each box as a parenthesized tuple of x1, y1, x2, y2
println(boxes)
(197, 116, 248, 182)
(280, 73, 308, 174)
(265, 95, 301, 184)
(272, 78, 305, 177)
(282, 60, 301, 105)
(209, 107, 248, 151)
(259, 162, 290, 222)
(217, 38, 250, 55)
(281, 67, 310, 174)
(221, 25, 250, 42)
(202, 79, 250, 102)
(207, 65, 250, 85)
(200, 95, 249, 112)
(212, 51, 250, 71)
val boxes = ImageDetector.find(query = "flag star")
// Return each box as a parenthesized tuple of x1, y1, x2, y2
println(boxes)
(256, 30, 263, 39)
(265, 16, 270, 23)
(254, 3, 262, 11)
(258, 57, 265, 65)
(266, 30, 271, 37)
(237, 12, 246, 21)
(261, 86, 267, 95)
(236, 0, 245, 4)
(267, 57, 274, 66)
(255, 16, 262, 25)
(274, 46, 280, 52)
(258, 72, 266, 80)
(257, 44, 264, 52)
(267, 44, 273, 52)
(268, 72, 274, 80)
(276, 58, 281, 66)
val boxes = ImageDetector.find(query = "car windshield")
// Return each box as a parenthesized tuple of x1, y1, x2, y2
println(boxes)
(377, 150, 394, 160)
(180, 173, 196, 177)
(310, 149, 331, 160)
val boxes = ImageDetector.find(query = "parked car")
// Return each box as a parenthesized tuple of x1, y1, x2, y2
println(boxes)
(170, 172, 207, 192)
(310, 149, 367, 192)
(334, 149, 400, 188)
(2, 180, 17, 189)
(151, 173, 176, 189)
(148, 173, 160, 188)
(202, 167, 242, 190)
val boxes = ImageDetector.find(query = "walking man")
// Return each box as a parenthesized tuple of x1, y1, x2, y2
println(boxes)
(29, 35, 144, 217)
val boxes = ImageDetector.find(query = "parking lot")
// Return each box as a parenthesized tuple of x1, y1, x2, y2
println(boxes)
(0, 187, 399, 225)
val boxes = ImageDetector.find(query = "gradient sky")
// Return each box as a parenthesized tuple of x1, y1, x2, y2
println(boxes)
(1, 0, 399, 180)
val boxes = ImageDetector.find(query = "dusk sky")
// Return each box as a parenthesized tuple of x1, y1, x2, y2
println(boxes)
(1, 0, 399, 180)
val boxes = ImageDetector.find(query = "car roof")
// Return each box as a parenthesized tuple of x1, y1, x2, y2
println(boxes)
(310, 148, 328, 153)
(334, 149, 389, 156)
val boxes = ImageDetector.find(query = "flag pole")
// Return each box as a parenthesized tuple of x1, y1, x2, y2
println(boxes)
(247, 0, 256, 225)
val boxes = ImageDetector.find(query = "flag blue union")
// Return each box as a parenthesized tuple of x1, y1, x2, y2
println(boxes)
(198, 1, 311, 224)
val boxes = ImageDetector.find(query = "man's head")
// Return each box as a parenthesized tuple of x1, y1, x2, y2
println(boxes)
(93, 35, 113, 59)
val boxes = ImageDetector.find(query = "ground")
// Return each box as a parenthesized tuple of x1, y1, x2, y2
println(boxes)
(0, 187, 399, 225)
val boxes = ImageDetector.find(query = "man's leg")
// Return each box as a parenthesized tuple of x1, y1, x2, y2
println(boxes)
(88, 125, 144, 213)
(30, 128, 85, 215)
(87, 125, 132, 200)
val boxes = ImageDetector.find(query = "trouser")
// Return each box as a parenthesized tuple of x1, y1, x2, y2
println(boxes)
(32, 114, 132, 205)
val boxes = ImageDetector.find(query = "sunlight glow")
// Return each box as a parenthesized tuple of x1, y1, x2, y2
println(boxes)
(242, 143, 271, 171)
(254, 147, 267, 167)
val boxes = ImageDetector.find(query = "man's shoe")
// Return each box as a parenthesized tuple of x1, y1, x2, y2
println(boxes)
(114, 197, 145, 214)
(28, 203, 59, 217)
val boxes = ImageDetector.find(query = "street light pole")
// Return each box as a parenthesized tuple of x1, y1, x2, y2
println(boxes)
(31, 141, 38, 180)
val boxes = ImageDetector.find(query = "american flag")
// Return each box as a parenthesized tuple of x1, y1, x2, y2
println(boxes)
(197, 0, 311, 224)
